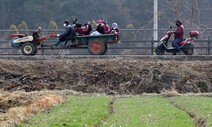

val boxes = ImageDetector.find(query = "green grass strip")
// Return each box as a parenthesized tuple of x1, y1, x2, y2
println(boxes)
(170, 96, 212, 127)
(103, 96, 194, 127)
(17, 96, 110, 127)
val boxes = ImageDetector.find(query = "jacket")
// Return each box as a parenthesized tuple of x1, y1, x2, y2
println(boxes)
(174, 25, 184, 40)
(96, 25, 105, 34)
(60, 25, 76, 40)
(103, 24, 110, 34)
(110, 27, 120, 35)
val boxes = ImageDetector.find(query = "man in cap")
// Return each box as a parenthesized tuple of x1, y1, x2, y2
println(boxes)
(53, 20, 76, 47)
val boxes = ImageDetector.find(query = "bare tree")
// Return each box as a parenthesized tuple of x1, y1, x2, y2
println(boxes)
(159, 0, 200, 28)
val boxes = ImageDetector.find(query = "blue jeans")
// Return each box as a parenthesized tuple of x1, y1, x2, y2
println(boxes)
(172, 39, 183, 52)
(54, 39, 69, 47)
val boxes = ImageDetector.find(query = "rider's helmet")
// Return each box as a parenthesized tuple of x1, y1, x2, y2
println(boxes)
(112, 23, 118, 29)
(97, 20, 102, 25)
(175, 20, 182, 26)
(64, 20, 70, 26)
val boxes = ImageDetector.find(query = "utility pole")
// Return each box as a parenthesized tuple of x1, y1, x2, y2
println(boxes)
(153, 0, 158, 41)
(3, 0, 6, 30)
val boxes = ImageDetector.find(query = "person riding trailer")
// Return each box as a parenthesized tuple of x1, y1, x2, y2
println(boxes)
(53, 20, 76, 47)
(90, 20, 105, 36)
(110, 23, 120, 35)
(103, 20, 110, 34)
(75, 22, 92, 36)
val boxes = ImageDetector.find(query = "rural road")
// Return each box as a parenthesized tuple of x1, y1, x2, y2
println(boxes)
(0, 55, 212, 61)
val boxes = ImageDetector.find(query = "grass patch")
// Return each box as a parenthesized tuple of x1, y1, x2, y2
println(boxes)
(16, 95, 212, 127)
(17, 96, 110, 127)
(103, 96, 194, 127)
(170, 96, 212, 127)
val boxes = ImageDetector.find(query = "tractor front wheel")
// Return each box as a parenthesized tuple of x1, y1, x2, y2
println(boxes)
(21, 43, 37, 56)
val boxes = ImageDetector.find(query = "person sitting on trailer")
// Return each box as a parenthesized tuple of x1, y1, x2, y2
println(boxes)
(72, 18, 79, 26)
(53, 20, 76, 47)
(75, 22, 92, 36)
(103, 20, 110, 34)
(96, 20, 105, 34)
(90, 20, 105, 36)
(110, 23, 120, 35)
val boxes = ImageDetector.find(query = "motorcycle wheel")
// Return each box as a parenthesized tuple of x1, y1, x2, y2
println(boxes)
(182, 43, 194, 55)
(21, 42, 37, 56)
(155, 45, 165, 55)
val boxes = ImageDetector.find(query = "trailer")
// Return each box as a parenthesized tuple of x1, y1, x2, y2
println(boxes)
(72, 34, 120, 55)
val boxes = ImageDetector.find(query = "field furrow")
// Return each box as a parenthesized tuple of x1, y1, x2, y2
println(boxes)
(102, 96, 194, 127)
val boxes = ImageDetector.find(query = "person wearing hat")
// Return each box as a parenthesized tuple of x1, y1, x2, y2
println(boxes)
(53, 20, 76, 47)
(96, 20, 105, 34)
(110, 23, 120, 35)
(172, 20, 184, 54)
(72, 18, 78, 26)
(103, 20, 110, 34)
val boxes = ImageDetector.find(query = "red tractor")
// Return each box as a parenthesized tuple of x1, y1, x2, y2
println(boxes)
(9, 27, 56, 56)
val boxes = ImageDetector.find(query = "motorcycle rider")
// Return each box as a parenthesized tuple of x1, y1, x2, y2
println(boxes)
(53, 20, 76, 47)
(172, 20, 184, 54)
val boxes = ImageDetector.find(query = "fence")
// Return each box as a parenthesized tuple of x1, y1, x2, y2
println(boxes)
(0, 29, 211, 55)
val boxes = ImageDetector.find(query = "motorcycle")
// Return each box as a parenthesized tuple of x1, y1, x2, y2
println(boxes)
(9, 27, 56, 56)
(155, 28, 199, 55)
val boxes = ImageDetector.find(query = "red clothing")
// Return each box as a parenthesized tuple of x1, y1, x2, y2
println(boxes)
(75, 26, 88, 35)
(103, 24, 110, 34)
(174, 25, 184, 40)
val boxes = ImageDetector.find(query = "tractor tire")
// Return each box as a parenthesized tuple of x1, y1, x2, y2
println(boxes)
(182, 43, 194, 55)
(102, 44, 108, 55)
(21, 43, 37, 56)
(155, 45, 165, 55)
(88, 41, 107, 55)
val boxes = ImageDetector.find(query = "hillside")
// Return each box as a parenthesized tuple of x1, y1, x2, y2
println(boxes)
(0, 0, 212, 29)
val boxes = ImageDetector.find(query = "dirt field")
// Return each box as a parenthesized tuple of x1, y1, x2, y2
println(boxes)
(0, 57, 212, 126)
(0, 58, 211, 94)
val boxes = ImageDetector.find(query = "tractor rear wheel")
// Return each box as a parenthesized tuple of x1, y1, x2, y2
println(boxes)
(88, 41, 107, 55)
(21, 43, 37, 56)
